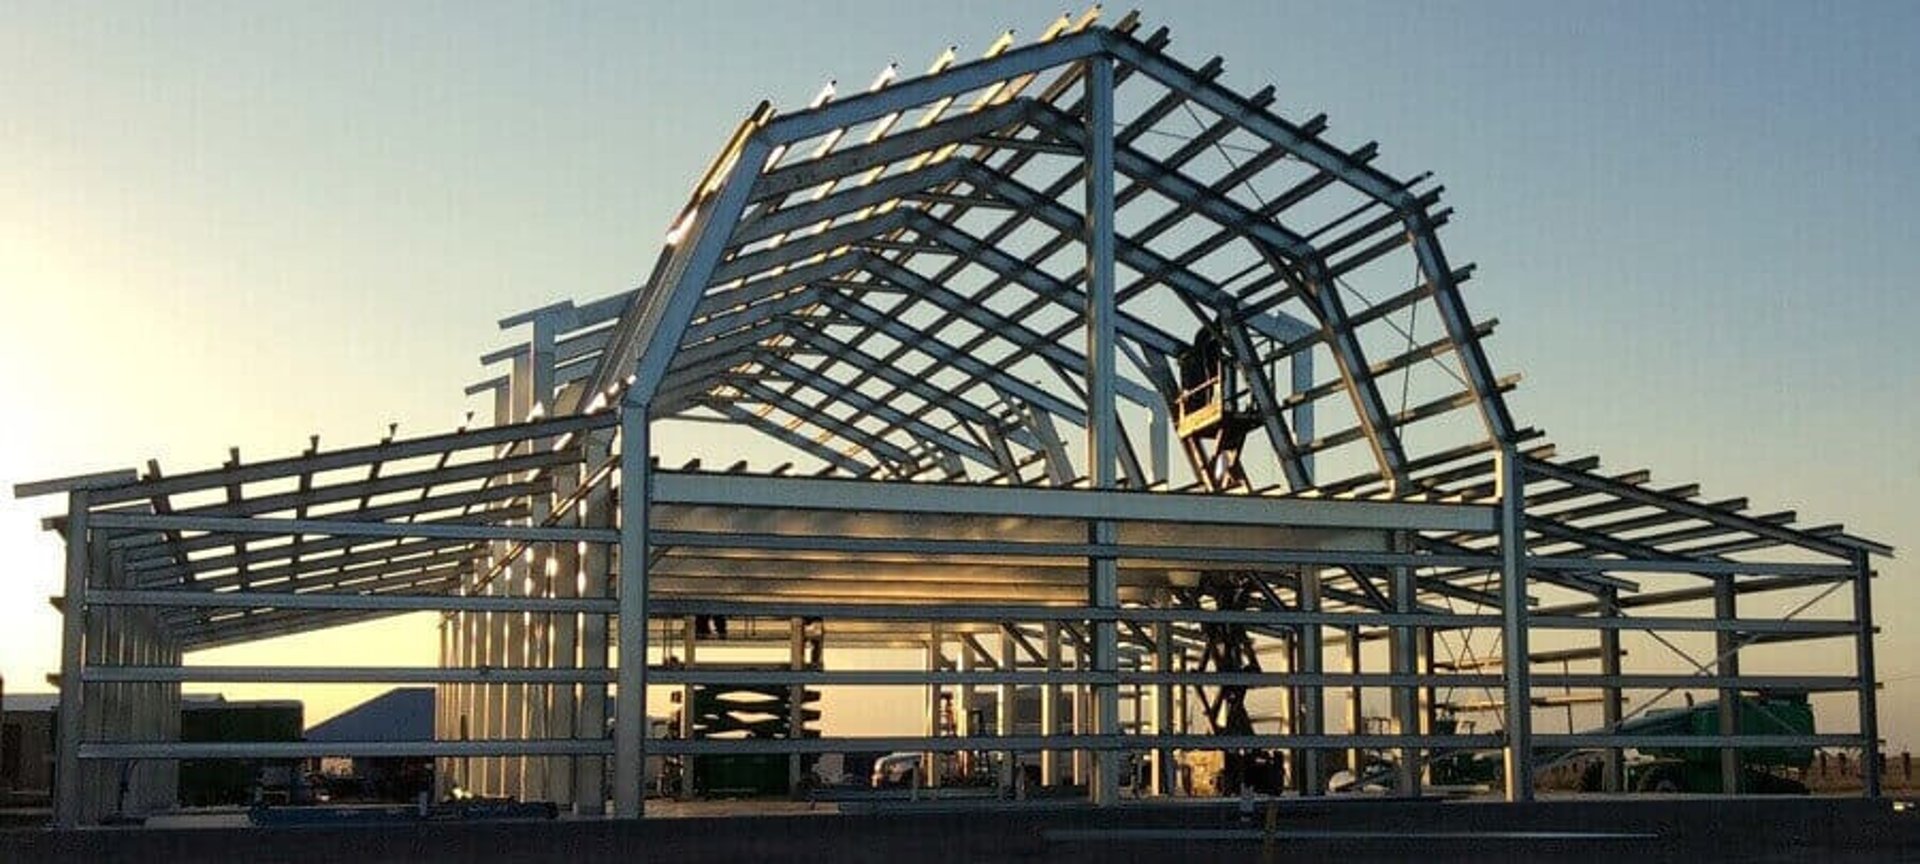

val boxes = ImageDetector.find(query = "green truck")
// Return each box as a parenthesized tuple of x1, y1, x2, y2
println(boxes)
(1415, 692, 1818, 794)
(1601, 692, 1815, 794)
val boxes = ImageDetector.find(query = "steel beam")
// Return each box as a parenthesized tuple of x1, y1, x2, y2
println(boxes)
(79, 740, 610, 760)
(90, 589, 614, 614)
(1523, 456, 1860, 561)
(650, 472, 1494, 532)
(650, 529, 1492, 570)
(92, 512, 614, 544)
(85, 666, 619, 684)
(1536, 734, 1862, 750)
(74, 413, 614, 507)
(649, 733, 1504, 757)
(760, 31, 1105, 144)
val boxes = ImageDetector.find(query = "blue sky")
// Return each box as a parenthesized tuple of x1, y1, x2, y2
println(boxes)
(2, 2, 1915, 745)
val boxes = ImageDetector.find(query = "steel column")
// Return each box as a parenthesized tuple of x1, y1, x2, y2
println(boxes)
(925, 624, 943, 790)
(1345, 624, 1363, 779)
(956, 631, 975, 784)
(547, 445, 582, 807)
(1599, 587, 1624, 792)
(1497, 445, 1534, 801)
(1083, 52, 1118, 809)
(1391, 537, 1422, 795)
(53, 491, 89, 828)
(1298, 568, 1324, 795)
(1853, 550, 1881, 797)
(1152, 619, 1173, 795)
(789, 618, 804, 791)
(80, 536, 109, 822)
(526, 316, 558, 801)
(1715, 577, 1740, 792)
(998, 628, 1017, 796)
(1041, 621, 1062, 785)
(613, 402, 651, 818)
(575, 434, 613, 815)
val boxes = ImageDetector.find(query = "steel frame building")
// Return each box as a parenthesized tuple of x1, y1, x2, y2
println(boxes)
(18, 10, 1890, 827)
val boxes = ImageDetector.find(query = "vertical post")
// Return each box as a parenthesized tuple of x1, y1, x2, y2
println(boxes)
(484, 377, 514, 796)
(132, 614, 154, 812)
(443, 617, 455, 794)
(123, 612, 140, 813)
(1345, 626, 1363, 779)
(128, 610, 147, 810)
(1041, 621, 1062, 786)
(576, 433, 613, 814)
(1714, 577, 1740, 793)
(1153, 619, 1173, 795)
(1599, 587, 1624, 792)
(1419, 628, 1438, 744)
(54, 491, 90, 829)
(1087, 531, 1119, 804)
(676, 614, 696, 801)
(1390, 537, 1422, 795)
(1071, 648, 1087, 786)
(1174, 649, 1189, 745)
(957, 637, 976, 781)
(486, 560, 507, 793)
(1298, 568, 1323, 796)
(158, 624, 177, 810)
(925, 624, 943, 790)
(1852, 550, 1880, 798)
(80, 538, 110, 818)
(1278, 631, 1296, 787)
(460, 593, 477, 794)
(1130, 653, 1143, 758)
(998, 628, 1017, 795)
(99, 585, 123, 819)
(789, 617, 806, 792)
(1083, 48, 1121, 810)
(525, 320, 557, 801)
(503, 354, 534, 799)
(164, 637, 180, 805)
(1496, 445, 1534, 802)
(613, 401, 651, 818)
(436, 617, 449, 798)
(143, 632, 158, 807)
(1121, 656, 1136, 737)
(547, 448, 581, 808)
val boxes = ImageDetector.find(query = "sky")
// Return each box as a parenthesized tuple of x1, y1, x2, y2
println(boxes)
(1, 1, 1916, 748)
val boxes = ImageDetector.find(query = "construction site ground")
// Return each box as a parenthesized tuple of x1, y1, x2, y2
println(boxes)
(3, 796, 1917, 863)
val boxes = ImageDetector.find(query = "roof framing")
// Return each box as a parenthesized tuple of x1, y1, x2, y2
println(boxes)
(14, 10, 1894, 824)
(19, 12, 1888, 650)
